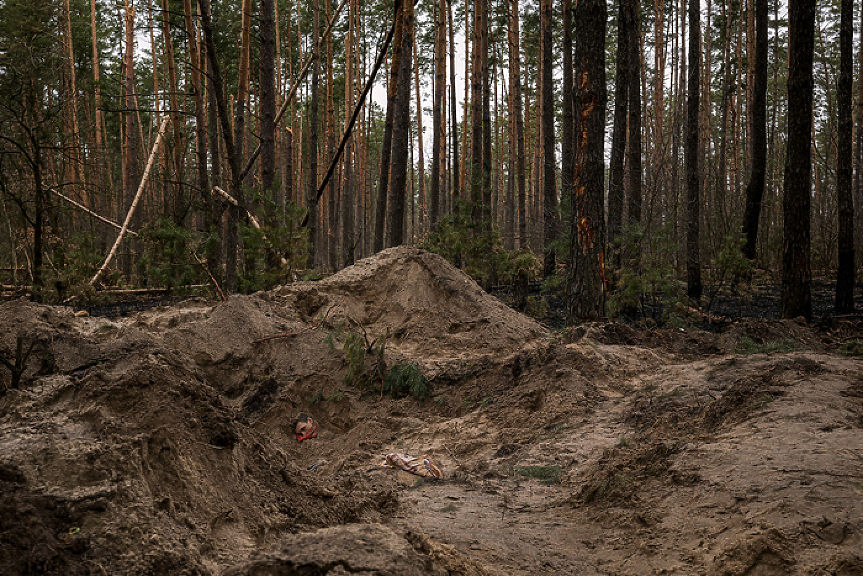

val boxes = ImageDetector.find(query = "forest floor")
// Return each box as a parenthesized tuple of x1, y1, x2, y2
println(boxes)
(1, 247, 862, 575)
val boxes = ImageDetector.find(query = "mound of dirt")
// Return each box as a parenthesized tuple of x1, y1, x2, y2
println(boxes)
(1, 248, 861, 575)
(274, 247, 547, 363)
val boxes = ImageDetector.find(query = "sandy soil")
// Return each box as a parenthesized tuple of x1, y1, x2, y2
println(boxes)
(1, 247, 861, 575)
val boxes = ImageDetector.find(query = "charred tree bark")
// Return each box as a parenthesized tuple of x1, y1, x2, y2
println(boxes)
(686, 0, 702, 300)
(780, 0, 815, 320)
(568, 0, 607, 320)
(741, 0, 767, 261)
(836, 0, 855, 314)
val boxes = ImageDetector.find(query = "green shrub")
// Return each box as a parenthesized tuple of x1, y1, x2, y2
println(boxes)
(383, 362, 430, 402)
(138, 218, 203, 289)
(516, 465, 562, 485)
(608, 223, 684, 323)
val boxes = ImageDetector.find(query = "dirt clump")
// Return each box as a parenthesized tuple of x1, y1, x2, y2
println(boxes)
(223, 524, 487, 576)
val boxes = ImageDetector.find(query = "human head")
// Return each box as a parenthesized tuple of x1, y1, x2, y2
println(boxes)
(292, 413, 318, 442)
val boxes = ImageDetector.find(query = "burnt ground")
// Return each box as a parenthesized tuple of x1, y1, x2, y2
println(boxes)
(1, 247, 862, 575)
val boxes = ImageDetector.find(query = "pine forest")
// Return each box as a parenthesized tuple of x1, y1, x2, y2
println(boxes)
(0, 0, 859, 322)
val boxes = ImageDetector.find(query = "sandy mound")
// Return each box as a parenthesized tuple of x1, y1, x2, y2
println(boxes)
(274, 247, 546, 362)
(1, 248, 861, 575)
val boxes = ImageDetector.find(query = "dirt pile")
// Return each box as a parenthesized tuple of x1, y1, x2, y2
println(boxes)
(274, 247, 546, 363)
(1, 248, 862, 575)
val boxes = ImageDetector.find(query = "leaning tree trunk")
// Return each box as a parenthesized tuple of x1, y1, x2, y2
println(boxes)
(780, 0, 815, 320)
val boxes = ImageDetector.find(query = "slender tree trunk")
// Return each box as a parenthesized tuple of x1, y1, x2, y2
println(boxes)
(260, 0, 276, 196)
(626, 0, 642, 228)
(741, 0, 767, 261)
(122, 0, 140, 281)
(608, 0, 628, 263)
(561, 0, 575, 249)
(568, 0, 607, 320)
(375, 0, 404, 252)
(161, 0, 185, 222)
(836, 0, 855, 313)
(431, 0, 446, 228)
(856, 0, 863, 280)
(326, 0, 337, 269)
(184, 0, 213, 262)
(481, 0, 492, 225)
(509, 0, 526, 249)
(61, 0, 84, 207)
(541, 0, 558, 277)
(470, 0, 483, 219)
(90, 0, 107, 245)
(412, 37, 427, 238)
(448, 0, 460, 205)
(686, 0, 702, 300)
(780, 0, 815, 320)
(200, 0, 241, 290)
(342, 0, 356, 266)
(388, 0, 413, 247)
(307, 0, 321, 267)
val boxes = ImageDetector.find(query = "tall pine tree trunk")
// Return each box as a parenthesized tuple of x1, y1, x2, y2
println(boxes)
(608, 0, 629, 264)
(741, 0, 767, 261)
(448, 0, 460, 206)
(161, 0, 185, 221)
(375, 0, 404, 252)
(509, 0, 527, 249)
(561, 0, 574, 253)
(431, 0, 446, 228)
(568, 0, 607, 320)
(412, 38, 427, 239)
(836, 0, 855, 313)
(481, 0, 492, 225)
(184, 0, 212, 261)
(626, 0, 642, 228)
(342, 0, 356, 266)
(686, 0, 702, 299)
(780, 0, 815, 320)
(259, 0, 276, 196)
(307, 0, 321, 267)
(388, 0, 413, 247)
(540, 0, 558, 277)
(122, 0, 140, 281)
(470, 0, 483, 220)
